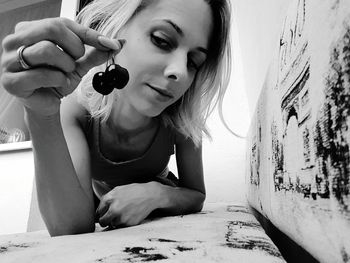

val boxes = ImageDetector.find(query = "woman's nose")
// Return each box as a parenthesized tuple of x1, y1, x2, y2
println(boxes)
(163, 52, 188, 82)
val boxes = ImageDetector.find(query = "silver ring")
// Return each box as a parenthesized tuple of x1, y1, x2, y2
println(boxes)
(17, 45, 31, 70)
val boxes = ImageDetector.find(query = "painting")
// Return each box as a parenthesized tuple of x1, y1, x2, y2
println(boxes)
(246, 0, 350, 262)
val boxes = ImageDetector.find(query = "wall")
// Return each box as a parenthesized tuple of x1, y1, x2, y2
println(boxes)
(232, 0, 290, 116)
(0, 145, 34, 235)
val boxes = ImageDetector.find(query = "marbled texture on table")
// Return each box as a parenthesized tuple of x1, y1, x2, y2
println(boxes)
(0, 203, 284, 263)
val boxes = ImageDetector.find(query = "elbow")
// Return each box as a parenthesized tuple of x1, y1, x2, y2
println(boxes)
(193, 191, 206, 213)
(41, 206, 96, 237)
(48, 221, 95, 237)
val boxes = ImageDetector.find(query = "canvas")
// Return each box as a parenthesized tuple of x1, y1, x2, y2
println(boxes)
(246, 0, 350, 262)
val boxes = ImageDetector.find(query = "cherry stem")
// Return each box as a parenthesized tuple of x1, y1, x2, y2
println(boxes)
(108, 51, 115, 67)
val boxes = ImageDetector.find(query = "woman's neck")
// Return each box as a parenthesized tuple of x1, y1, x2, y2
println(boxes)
(107, 99, 155, 136)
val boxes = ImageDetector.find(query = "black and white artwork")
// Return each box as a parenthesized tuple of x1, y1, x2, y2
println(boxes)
(246, 0, 350, 262)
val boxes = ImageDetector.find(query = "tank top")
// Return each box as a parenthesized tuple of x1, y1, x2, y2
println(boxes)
(84, 116, 176, 198)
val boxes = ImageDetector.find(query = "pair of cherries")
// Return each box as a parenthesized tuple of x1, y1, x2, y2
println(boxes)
(92, 59, 129, 95)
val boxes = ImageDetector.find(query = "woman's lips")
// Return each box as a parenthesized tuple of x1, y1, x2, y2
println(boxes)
(147, 84, 174, 99)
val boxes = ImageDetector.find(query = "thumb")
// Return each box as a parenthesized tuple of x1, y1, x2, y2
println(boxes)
(71, 38, 125, 86)
(58, 47, 120, 98)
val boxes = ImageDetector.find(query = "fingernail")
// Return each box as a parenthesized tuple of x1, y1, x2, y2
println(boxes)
(118, 39, 126, 48)
(98, 36, 123, 50)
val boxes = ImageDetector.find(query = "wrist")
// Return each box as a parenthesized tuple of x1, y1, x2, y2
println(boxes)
(25, 106, 60, 127)
(147, 181, 170, 210)
(24, 107, 62, 142)
(24, 105, 60, 121)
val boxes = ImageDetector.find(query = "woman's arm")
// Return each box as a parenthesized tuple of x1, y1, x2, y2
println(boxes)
(26, 94, 95, 236)
(152, 135, 206, 215)
(0, 18, 123, 236)
(97, 135, 205, 227)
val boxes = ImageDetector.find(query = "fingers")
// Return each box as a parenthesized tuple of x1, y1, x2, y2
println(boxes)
(74, 45, 123, 80)
(1, 68, 70, 98)
(0, 17, 124, 114)
(97, 194, 122, 228)
(96, 201, 109, 219)
(98, 207, 129, 228)
(2, 40, 123, 84)
(1, 17, 125, 83)
(63, 18, 116, 52)
(98, 209, 116, 227)
(25, 41, 76, 72)
(97, 203, 145, 228)
(4, 19, 84, 60)
(3, 18, 121, 59)
(3, 41, 76, 73)
(96, 192, 113, 218)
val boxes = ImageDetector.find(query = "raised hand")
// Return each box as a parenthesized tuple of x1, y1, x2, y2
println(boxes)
(0, 17, 123, 116)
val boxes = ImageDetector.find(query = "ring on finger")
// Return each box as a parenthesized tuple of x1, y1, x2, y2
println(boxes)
(51, 88, 64, 99)
(17, 45, 31, 70)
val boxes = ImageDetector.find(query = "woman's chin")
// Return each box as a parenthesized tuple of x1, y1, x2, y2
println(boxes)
(137, 105, 165, 118)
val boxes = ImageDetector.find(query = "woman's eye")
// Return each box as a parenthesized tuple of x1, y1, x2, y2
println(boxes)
(151, 33, 172, 50)
(188, 59, 199, 71)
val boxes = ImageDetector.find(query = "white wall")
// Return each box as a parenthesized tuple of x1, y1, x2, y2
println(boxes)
(232, 0, 290, 116)
(60, 0, 78, 19)
(0, 144, 34, 235)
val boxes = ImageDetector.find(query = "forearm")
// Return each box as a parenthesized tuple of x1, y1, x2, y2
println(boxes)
(25, 108, 95, 236)
(150, 181, 206, 216)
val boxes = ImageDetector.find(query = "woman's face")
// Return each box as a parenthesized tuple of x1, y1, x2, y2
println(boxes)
(115, 0, 213, 117)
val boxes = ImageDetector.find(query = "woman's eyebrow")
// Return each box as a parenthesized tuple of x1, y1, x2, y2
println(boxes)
(163, 19, 183, 36)
(162, 19, 208, 55)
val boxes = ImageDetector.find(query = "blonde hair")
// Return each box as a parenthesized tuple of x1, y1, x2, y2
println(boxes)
(76, 0, 232, 146)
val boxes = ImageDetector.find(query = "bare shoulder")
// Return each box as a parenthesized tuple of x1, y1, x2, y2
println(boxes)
(173, 128, 187, 145)
(173, 129, 197, 149)
(60, 92, 90, 129)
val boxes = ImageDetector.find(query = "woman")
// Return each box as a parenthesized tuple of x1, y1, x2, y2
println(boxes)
(0, 0, 231, 236)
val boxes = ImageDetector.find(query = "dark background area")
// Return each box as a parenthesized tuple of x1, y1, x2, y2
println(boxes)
(251, 207, 319, 263)
(78, 0, 93, 12)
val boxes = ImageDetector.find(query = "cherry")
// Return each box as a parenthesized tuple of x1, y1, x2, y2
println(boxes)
(92, 72, 114, 95)
(92, 64, 129, 95)
(105, 64, 129, 90)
